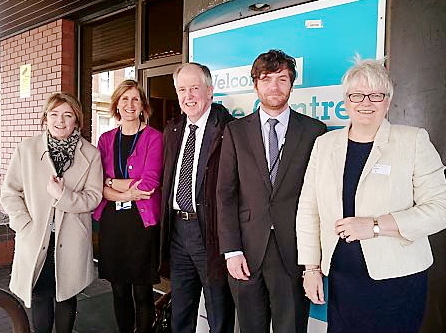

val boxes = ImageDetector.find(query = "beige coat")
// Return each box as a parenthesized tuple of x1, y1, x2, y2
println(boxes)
(1, 132, 103, 307)
(297, 119, 446, 280)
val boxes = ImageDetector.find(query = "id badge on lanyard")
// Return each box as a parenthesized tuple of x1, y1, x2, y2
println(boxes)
(115, 124, 140, 211)
(115, 200, 132, 211)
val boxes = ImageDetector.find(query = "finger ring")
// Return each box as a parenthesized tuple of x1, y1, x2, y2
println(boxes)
(346, 237, 351, 243)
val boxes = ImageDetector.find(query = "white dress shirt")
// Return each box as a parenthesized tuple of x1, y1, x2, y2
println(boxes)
(173, 107, 211, 212)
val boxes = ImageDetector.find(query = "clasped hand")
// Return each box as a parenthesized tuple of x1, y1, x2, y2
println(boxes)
(125, 179, 154, 201)
(335, 216, 374, 242)
(47, 175, 64, 200)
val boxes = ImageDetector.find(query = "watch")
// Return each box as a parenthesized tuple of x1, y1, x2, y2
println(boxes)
(107, 178, 113, 188)
(373, 218, 380, 238)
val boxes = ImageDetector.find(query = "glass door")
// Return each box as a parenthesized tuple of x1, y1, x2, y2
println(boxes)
(141, 65, 181, 132)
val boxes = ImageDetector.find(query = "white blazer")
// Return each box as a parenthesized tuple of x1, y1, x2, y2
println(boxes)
(297, 119, 446, 280)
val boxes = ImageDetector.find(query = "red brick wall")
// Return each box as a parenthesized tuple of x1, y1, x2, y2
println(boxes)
(0, 19, 76, 184)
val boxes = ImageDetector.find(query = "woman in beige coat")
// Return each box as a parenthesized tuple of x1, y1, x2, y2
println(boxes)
(296, 59, 446, 332)
(1, 92, 103, 333)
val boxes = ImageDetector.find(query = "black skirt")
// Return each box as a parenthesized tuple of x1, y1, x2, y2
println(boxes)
(328, 240, 428, 333)
(98, 201, 160, 285)
(328, 140, 428, 333)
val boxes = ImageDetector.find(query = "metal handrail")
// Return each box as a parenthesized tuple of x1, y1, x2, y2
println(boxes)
(0, 288, 30, 333)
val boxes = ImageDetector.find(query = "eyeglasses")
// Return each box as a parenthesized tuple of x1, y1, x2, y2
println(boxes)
(347, 93, 388, 103)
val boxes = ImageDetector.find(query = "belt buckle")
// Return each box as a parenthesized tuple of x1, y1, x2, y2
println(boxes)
(181, 211, 190, 220)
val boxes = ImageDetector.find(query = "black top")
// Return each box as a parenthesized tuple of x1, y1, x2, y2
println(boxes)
(332, 140, 373, 275)
(114, 129, 143, 179)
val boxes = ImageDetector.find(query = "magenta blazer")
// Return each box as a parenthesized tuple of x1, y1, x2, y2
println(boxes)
(93, 126, 163, 227)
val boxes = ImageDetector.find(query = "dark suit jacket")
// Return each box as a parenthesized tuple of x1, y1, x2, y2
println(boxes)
(160, 103, 234, 284)
(217, 109, 326, 277)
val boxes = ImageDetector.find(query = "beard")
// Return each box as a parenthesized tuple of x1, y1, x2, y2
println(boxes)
(259, 91, 291, 111)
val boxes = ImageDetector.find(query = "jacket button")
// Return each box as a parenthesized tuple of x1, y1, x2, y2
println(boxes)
(42, 247, 46, 250)
(60, 244, 62, 248)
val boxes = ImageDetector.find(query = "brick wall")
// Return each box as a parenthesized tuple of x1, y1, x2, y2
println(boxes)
(0, 19, 76, 184)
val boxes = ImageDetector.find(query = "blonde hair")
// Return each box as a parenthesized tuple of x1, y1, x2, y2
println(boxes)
(110, 80, 151, 121)
(40, 92, 83, 129)
(342, 56, 394, 100)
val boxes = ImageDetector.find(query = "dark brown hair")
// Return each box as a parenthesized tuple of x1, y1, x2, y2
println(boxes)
(251, 49, 296, 86)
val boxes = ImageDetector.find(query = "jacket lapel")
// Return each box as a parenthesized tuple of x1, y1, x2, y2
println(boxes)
(357, 119, 390, 188)
(41, 132, 58, 176)
(331, 119, 391, 196)
(63, 139, 90, 190)
(331, 125, 349, 200)
(196, 108, 218, 195)
(271, 111, 302, 195)
(247, 112, 272, 192)
(168, 115, 186, 170)
(166, 116, 186, 203)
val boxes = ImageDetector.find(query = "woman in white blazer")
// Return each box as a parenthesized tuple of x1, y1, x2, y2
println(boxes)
(1, 93, 103, 333)
(296, 59, 446, 333)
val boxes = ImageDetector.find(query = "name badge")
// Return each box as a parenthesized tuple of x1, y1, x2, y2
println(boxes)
(371, 164, 391, 175)
(115, 201, 132, 211)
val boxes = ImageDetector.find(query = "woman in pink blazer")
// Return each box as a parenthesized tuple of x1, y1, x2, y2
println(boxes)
(297, 59, 446, 333)
(93, 80, 163, 333)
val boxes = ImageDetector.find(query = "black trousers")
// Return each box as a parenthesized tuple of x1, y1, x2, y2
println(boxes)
(31, 232, 77, 333)
(228, 230, 309, 333)
(170, 216, 235, 333)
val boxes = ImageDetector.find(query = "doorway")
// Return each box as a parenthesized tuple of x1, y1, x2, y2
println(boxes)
(142, 65, 182, 132)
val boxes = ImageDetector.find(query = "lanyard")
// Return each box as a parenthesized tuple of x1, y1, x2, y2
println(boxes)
(118, 122, 141, 179)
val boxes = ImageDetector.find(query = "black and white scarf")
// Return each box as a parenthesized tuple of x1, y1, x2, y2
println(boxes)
(47, 129, 80, 177)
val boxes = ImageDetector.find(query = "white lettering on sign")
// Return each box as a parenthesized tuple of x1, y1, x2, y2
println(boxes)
(212, 58, 303, 94)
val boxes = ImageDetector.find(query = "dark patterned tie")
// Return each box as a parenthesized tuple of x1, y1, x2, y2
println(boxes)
(268, 118, 279, 184)
(176, 124, 198, 212)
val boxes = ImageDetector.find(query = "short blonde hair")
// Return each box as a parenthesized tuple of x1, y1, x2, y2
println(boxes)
(342, 57, 394, 100)
(40, 92, 83, 129)
(110, 80, 151, 121)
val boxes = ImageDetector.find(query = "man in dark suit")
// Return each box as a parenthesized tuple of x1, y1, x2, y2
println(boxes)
(160, 62, 235, 333)
(217, 50, 327, 333)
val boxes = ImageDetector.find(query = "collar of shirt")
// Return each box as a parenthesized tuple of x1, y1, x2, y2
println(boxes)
(186, 106, 211, 131)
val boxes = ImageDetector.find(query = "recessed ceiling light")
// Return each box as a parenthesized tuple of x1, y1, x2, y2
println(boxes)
(248, 3, 271, 12)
